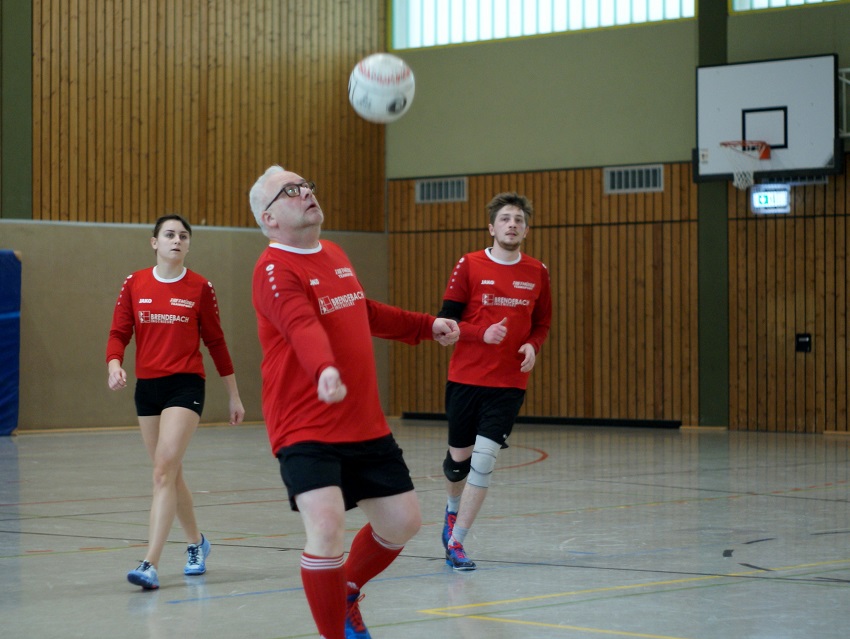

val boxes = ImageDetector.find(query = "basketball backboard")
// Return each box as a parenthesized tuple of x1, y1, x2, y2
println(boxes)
(693, 54, 841, 184)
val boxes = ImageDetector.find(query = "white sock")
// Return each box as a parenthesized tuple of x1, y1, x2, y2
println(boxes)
(451, 526, 469, 545)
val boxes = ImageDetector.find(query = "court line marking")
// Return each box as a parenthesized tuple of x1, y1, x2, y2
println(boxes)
(418, 558, 850, 637)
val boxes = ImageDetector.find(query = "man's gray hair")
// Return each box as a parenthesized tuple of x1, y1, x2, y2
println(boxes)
(249, 165, 286, 237)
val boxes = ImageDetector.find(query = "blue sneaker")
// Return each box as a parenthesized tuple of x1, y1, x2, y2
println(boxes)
(441, 508, 457, 550)
(184, 534, 211, 576)
(446, 539, 476, 571)
(345, 591, 372, 639)
(127, 560, 159, 589)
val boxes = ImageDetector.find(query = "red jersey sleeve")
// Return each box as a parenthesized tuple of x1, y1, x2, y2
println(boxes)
(526, 263, 552, 352)
(198, 280, 235, 377)
(253, 259, 336, 382)
(366, 299, 434, 344)
(106, 274, 135, 365)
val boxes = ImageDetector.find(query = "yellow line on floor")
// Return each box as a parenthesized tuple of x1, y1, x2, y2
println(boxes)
(419, 557, 850, 635)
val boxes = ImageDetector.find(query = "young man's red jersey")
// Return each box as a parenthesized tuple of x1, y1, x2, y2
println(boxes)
(106, 267, 234, 379)
(444, 248, 552, 389)
(252, 241, 436, 453)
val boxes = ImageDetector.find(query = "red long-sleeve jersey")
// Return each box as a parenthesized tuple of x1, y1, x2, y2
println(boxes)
(444, 248, 552, 389)
(106, 267, 235, 380)
(252, 240, 435, 453)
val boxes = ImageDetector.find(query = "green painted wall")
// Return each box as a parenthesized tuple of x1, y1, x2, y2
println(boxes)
(0, 0, 32, 220)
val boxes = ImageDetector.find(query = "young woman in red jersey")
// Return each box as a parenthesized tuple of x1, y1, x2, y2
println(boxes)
(106, 214, 245, 590)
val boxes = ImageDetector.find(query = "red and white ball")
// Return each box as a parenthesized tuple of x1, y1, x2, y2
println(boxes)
(348, 53, 415, 124)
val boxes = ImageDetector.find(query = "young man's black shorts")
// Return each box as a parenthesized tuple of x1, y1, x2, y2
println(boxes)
(276, 434, 415, 511)
(445, 381, 526, 449)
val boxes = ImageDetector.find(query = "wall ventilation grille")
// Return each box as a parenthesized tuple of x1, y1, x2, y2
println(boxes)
(604, 165, 664, 194)
(415, 177, 468, 203)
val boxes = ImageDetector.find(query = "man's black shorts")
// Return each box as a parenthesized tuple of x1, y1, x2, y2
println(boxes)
(445, 381, 526, 449)
(276, 435, 414, 511)
(134, 373, 205, 417)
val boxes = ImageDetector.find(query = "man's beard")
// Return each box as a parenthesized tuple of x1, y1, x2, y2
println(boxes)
(495, 236, 521, 252)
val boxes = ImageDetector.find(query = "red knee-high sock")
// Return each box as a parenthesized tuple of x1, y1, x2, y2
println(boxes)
(300, 553, 346, 639)
(344, 523, 404, 593)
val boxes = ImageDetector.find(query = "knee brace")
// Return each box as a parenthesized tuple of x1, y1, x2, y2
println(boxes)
(443, 451, 471, 482)
(467, 436, 501, 489)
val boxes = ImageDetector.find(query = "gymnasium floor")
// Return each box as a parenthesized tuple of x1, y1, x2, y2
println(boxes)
(1, 419, 849, 639)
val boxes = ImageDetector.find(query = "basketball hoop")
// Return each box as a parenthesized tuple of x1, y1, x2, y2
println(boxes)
(719, 141, 771, 190)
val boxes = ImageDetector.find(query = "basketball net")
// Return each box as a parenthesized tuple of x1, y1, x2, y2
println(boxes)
(719, 141, 771, 190)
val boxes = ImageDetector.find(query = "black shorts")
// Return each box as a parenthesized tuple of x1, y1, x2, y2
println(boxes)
(276, 435, 415, 512)
(445, 381, 526, 449)
(134, 373, 205, 417)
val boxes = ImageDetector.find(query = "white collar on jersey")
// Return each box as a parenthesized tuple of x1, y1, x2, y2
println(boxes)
(269, 241, 323, 255)
(152, 266, 187, 283)
(485, 246, 522, 266)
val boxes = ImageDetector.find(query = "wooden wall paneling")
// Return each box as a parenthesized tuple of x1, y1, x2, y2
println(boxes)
(783, 214, 796, 432)
(756, 216, 768, 430)
(620, 222, 642, 418)
(746, 217, 758, 429)
(825, 215, 837, 432)
(634, 223, 646, 418)
(57, 0, 68, 219)
(662, 222, 673, 417)
(140, 0, 152, 220)
(652, 225, 664, 419)
(127, 0, 138, 222)
(805, 216, 817, 433)
(641, 224, 653, 418)
(120, 0, 132, 220)
(774, 217, 787, 432)
(577, 225, 589, 416)
(607, 224, 619, 415)
(594, 224, 607, 416)
(728, 219, 739, 429)
(681, 222, 699, 424)
(67, 0, 79, 220)
(815, 214, 827, 433)
(793, 217, 806, 431)
(32, 0, 43, 217)
(671, 218, 682, 421)
(786, 215, 800, 431)
(619, 223, 630, 416)
(103, 1, 116, 222)
(555, 226, 567, 416)
(838, 214, 848, 432)
(49, 0, 62, 216)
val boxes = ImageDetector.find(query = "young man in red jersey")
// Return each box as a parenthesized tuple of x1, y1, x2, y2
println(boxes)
(248, 166, 459, 639)
(437, 192, 552, 571)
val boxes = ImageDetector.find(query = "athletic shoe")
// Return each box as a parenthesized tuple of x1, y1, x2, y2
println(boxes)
(127, 560, 159, 589)
(184, 534, 211, 576)
(441, 508, 457, 550)
(445, 540, 476, 571)
(345, 591, 372, 639)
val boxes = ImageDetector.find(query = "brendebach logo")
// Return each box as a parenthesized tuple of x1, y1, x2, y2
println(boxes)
(318, 291, 365, 314)
(482, 294, 530, 307)
(139, 311, 191, 324)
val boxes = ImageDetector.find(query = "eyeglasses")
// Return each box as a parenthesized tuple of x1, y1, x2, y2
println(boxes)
(265, 181, 317, 210)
